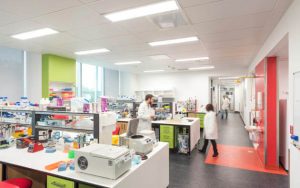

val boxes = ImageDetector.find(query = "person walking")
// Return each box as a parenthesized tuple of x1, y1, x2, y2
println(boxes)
(221, 95, 230, 119)
(199, 104, 219, 157)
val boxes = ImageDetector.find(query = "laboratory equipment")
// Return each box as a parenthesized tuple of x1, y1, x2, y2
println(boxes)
(75, 144, 131, 179)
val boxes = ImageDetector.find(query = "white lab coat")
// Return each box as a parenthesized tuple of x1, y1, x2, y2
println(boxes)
(137, 101, 154, 132)
(203, 111, 218, 139)
(222, 98, 230, 110)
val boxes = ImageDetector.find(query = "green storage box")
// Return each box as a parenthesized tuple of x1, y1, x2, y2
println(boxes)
(197, 113, 205, 128)
(79, 184, 95, 188)
(160, 125, 174, 149)
(47, 176, 75, 188)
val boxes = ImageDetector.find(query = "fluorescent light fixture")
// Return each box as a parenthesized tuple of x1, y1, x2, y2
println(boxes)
(175, 57, 209, 62)
(219, 77, 240, 80)
(115, 61, 142, 65)
(11, 28, 58, 40)
(144, 70, 165, 73)
(149, 36, 199, 46)
(104, 0, 179, 22)
(75, 48, 110, 55)
(188, 66, 215, 70)
(149, 55, 171, 60)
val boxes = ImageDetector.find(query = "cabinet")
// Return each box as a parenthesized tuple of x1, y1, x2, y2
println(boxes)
(187, 112, 205, 128)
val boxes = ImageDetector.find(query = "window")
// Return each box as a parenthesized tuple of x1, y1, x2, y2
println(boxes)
(97, 67, 104, 97)
(77, 63, 105, 102)
(82, 64, 97, 102)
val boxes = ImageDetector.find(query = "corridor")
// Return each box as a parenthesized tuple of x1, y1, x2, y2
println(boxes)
(169, 113, 289, 188)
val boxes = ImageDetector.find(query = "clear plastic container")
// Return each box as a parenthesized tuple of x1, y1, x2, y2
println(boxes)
(20, 97, 29, 108)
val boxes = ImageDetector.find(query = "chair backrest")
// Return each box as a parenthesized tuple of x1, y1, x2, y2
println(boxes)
(126, 118, 139, 137)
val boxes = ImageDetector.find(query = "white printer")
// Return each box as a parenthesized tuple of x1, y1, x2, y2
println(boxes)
(75, 144, 132, 179)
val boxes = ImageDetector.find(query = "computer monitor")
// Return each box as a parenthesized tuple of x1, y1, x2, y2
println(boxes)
(126, 118, 139, 137)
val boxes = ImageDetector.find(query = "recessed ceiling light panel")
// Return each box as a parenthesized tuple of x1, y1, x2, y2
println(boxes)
(75, 48, 110, 55)
(11, 28, 58, 40)
(115, 61, 142, 65)
(188, 66, 215, 70)
(175, 57, 209, 62)
(104, 0, 179, 22)
(149, 55, 171, 60)
(144, 70, 165, 73)
(149, 36, 199, 46)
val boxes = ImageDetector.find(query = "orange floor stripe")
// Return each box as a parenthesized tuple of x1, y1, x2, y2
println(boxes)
(204, 144, 287, 175)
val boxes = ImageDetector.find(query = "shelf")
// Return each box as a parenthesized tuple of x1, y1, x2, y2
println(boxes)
(0, 122, 32, 126)
(0, 108, 33, 113)
(34, 111, 97, 116)
(35, 125, 94, 133)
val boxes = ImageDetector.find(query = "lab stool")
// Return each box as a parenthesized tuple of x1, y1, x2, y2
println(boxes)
(0, 178, 32, 188)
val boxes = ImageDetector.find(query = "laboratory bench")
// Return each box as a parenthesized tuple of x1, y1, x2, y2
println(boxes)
(0, 142, 169, 188)
(152, 118, 200, 154)
(116, 118, 201, 155)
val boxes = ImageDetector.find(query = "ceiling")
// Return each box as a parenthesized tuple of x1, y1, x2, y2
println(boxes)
(0, 0, 293, 75)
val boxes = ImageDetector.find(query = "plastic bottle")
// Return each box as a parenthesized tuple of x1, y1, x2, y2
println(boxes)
(20, 97, 29, 108)
(0, 97, 3, 106)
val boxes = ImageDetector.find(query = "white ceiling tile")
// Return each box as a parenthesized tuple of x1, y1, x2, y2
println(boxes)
(205, 37, 263, 50)
(0, 0, 82, 18)
(273, 0, 294, 12)
(178, 0, 223, 8)
(116, 17, 159, 34)
(32, 6, 108, 31)
(0, 11, 20, 26)
(136, 25, 197, 42)
(193, 12, 271, 35)
(88, 0, 160, 14)
(0, 21, 45, 35)
(91, 35, 141, 47)
(68, 23, 130, 40)
(25, 33, 80, 48)
(200, 27, 264, 43)
(79, 0, 98, 3)
(184, 0, 277, 24)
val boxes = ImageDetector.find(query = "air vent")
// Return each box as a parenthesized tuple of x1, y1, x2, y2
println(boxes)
(149, 11, 189, 29)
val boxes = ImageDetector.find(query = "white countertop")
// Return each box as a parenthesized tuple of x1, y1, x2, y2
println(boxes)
(0, 142, 168, 188)
(117, 117, 200, 126)
(152, 117, 199, 126)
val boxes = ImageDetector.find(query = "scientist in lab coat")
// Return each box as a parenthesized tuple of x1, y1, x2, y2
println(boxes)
(199, 104, 219, 157)
(221, 95, 230, 119)
(137, 94, 155, 132)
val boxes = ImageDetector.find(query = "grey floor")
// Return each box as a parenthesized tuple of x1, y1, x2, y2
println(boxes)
(169, 113, 289, 188)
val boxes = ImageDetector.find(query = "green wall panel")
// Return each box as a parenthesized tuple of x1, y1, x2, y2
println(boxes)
(42, 54, 76, 98)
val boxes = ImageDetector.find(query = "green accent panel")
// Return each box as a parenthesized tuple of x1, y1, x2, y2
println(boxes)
(42, 55, 50, 98)
(47, 176, 75, 188)
(79, 184, 95, 188)
(42, 54, 76, 98)
(196, 113, 206, 128)
(160, 125, 174, 149)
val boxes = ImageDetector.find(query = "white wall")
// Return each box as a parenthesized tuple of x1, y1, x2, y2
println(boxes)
(247, 1, 300, 186)
(278, 59, 289, 99)
(136, 72, 210, 106)
(120, 72, 137, 96)
(26, 52, 42, 103)
(0, 46, 24, 102)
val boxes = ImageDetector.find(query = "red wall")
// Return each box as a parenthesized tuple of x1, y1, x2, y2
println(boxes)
(266, 57, 278, 168)
(254, 57, 278, 168)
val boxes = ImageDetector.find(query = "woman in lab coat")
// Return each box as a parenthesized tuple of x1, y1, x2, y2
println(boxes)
(137, 94, 155, 133)
(199, 104, 219, 157)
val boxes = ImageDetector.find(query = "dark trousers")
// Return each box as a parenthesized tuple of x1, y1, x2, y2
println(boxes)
(221, 109, 228, 119)
(202, 139, 218, 154)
